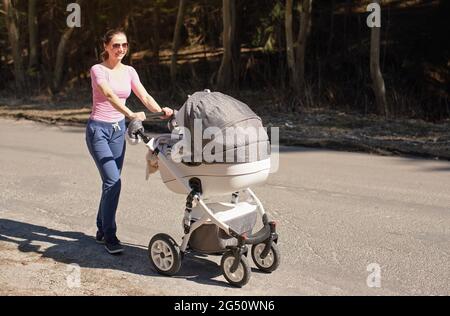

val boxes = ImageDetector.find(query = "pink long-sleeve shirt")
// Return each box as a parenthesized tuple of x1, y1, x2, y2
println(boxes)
(90, 64, 141, 122)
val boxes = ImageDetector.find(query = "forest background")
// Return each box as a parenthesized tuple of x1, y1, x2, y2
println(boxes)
(1, 0, 449, 158)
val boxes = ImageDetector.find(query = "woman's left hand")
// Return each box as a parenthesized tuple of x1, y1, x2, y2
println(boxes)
(161, 107, 174, 119)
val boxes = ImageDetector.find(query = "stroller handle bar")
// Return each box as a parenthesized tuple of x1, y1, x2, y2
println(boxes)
(145, 111, 166, 119)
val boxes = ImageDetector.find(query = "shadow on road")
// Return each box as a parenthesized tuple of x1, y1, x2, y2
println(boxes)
(0, 219, 232, 288)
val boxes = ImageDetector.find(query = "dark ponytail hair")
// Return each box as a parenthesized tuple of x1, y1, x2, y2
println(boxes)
(100, 28, 127, 61)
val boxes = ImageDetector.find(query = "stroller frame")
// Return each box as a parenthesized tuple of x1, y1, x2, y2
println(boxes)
(136, 128, 280, 287)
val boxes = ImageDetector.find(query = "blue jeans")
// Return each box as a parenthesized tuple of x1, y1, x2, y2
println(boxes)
(85, 118, 126, 243)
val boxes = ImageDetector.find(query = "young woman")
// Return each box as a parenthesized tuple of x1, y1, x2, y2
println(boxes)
(86, 29, 173, 254)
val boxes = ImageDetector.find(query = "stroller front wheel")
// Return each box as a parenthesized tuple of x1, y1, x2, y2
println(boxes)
(251, 242, 280, 273)
(221, 251, 251, 287)
(148, 233, 182, 276)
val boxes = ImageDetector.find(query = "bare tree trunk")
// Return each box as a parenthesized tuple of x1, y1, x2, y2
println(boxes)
(285, 0, 298, 92)
(327, 0, 335, 56)
(343, 0, 350, 51)
(152, 4, 161, 66)
(3, 0, 25, 90)
(52, 0, 82, 93)
(53, 27, 75, 92)
(113, 2, 131, 30)
(28, 0, 39, 72)
(295, 0, 312, 89)
(217, 0, 233, 90)
(370, 1, 388, 116)
(230, 0, 240, 89)
(170, 0, 187, 85)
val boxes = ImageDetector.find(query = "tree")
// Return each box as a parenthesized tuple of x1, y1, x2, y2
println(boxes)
(2, 0, 25, 90)
(217, 0, 238, 90)
(369, 0, 388, 116)
(52, 28, 75, 92)
(152, 1, 161, 66)
(285, 0, 312, 95)
(170, 0, 187, 85)
(230, 0, 241, 87)
(295, 0, 312, 90)
(327, 0, 335, 55)
(28, 0, 39, 72)
(52, 0, 82, 93)
(285, 0, 298, 92)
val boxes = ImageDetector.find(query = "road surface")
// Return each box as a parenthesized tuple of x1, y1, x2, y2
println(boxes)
(0, 118, 449, 295)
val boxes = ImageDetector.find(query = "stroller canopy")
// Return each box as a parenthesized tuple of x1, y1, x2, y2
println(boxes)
(174, 91, 270, 164)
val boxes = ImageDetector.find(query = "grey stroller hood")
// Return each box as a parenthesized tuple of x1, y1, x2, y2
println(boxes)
(174, 91, 270, 164)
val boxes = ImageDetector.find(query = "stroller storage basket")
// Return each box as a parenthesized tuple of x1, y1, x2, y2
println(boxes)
(189, 202, 258, 253)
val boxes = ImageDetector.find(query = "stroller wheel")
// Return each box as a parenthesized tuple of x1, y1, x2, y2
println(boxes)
(148, 233, 182, 276)
(251, 242, 280, 273)
(221, 251, 251, 287)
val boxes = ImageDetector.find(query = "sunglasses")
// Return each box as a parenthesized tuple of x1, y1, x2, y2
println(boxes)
(112, 43, 129, 49)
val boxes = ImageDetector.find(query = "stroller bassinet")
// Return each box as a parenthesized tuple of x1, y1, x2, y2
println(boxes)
(157, 91, 272, 197)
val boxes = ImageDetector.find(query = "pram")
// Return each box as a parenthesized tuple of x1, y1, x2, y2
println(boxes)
(127, 90, 280, 287)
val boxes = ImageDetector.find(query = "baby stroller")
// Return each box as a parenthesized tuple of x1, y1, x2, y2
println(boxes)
(127, 90, 280, 287)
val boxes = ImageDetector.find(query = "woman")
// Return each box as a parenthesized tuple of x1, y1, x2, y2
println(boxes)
(86, 29, 173, 255)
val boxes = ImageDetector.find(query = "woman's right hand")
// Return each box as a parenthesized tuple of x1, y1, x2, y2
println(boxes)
(130, 112, 146, 121)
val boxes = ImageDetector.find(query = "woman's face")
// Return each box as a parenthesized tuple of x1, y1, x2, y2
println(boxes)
(105, 33, 128, 62)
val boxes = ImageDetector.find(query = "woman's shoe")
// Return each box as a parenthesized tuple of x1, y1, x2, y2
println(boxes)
(104, 237, 124, 255)
(96, 231, 105, 244)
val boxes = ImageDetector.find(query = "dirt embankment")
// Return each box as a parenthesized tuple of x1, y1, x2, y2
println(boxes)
(1, 99, 449, 160)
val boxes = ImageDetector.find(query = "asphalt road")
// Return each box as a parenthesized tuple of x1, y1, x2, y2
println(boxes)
(0, 118, 449, 295)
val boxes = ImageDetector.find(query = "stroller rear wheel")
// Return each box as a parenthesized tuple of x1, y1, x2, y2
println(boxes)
(251, 242, 280, 273)
(148, 233, 182, 276)
(221, 251, 251, 287)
